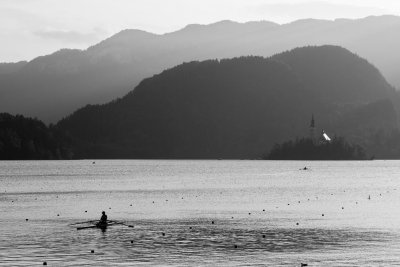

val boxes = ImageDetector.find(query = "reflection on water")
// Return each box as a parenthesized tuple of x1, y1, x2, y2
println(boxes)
(0, 219, 398, 266)
(1, 160, 400, 266)
(0, 220, 400, 266)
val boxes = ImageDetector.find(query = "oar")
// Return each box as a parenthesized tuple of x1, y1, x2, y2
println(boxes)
(108, 220, 134, 228)
(69, 220, 98, 226)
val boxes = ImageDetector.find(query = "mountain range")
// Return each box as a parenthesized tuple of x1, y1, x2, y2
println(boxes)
(56, 46, 399, 159)
(1, 15, 400, 123)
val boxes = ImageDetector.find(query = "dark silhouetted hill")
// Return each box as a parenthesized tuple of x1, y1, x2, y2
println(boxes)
(56, 46, 398, 159)
(0, 113, 72, 160)
(1, 16, 400, 122)
(265, 137, 367, 160)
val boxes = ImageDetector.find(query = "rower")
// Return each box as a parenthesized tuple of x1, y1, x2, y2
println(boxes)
(100, 211, 107, 224)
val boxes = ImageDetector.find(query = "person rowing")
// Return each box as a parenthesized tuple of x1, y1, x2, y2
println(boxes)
(96, 211, 108, 228)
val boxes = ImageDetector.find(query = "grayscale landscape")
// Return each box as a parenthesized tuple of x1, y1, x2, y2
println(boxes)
(1, 0, 400, 266)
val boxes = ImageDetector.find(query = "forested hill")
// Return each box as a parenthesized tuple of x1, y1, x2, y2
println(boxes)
(0, 113, 72, 160)
(2, 15, 400, 123)
(56, 45, 399, 159)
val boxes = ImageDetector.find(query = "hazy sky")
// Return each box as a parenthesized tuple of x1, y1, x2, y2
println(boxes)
(1, 0, 399, 62)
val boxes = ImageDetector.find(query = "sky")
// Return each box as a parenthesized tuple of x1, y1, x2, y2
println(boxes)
(1, 0, 399, 62)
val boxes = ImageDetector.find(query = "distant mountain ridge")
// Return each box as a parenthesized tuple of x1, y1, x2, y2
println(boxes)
(56, 46, 399, 159)
(1, 15, 400, 122)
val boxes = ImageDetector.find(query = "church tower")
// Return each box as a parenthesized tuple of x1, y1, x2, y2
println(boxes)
(309, 114, 316, 143)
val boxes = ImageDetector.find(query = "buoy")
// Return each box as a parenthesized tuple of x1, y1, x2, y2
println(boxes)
(301, 263, 308, 267)
(85, 211, 87, 213)
(234, 245, 238, 248)
(189, 227, 192, 229)
(341, 207, 344, 210)
(212, 221, 215, 224)
(248, 213, 251, 215)
(262, 235, 266, 238)
(57, 214, 60, 216)
(262, 209, 265, 212)
(162, 232, 165, 236)
(26, 219, 28, 221)
(130, 240, 133, 244)
(296, 222, 299, 226)
(43, 262, 47, 265)
(91, 250, 94, 253)
(322, 214, 324, 217)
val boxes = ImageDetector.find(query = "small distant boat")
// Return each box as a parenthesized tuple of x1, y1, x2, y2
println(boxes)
(73, 220, 133, 230)
(77, 223, 108, 230)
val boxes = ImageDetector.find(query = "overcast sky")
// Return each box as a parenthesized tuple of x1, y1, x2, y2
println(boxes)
(1, 0, 399, 62)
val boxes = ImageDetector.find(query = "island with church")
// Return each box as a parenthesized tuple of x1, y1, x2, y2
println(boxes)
(263, 115, 367, 160)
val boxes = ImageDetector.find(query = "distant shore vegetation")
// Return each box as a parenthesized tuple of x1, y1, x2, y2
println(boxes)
(0, 113, 72, 160)
(264, 137, 367, 160)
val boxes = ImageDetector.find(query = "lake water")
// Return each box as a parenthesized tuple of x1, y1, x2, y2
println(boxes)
(1, 160, 400, 266)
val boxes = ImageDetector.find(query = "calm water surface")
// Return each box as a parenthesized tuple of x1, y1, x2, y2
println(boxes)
(1, 160, 400, 266)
